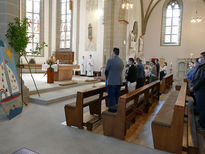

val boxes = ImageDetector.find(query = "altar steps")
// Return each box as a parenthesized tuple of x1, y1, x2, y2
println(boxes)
(29, 82, 104, 105)
(29, 80, 95, 95)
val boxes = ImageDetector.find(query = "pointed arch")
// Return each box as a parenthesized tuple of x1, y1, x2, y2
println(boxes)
(161, 0, 183, 46)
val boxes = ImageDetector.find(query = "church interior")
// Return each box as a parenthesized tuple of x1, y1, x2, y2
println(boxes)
(0, 0, 205, 154)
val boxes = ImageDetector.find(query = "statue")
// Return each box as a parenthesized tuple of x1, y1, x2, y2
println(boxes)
(87, 23, 96, 51)
(129, 21, 138, 49)
(88, 23, 93, 41)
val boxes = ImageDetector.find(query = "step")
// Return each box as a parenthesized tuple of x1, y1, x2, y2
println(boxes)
(29, 82, 105, 105)
(29, 80, 99, 95)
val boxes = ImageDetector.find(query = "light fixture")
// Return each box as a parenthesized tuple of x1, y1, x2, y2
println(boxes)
(190, 10, 202, 23)
(121, 0, 133, 10)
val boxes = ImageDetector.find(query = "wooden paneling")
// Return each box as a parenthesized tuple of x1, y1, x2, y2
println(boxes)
(55, 52, 74, 64)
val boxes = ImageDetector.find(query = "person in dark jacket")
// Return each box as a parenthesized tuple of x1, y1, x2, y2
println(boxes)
(155, 59, 160, 78)
(105, 48, 124, 112)
(126, 58, 137, 92)
(135, 58, 145, 89)
(150, 61, 157, 83)
(190, 52, 205, 131)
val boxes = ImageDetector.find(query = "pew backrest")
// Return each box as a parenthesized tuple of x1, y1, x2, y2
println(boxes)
(160, 74, 173, 93)
(102, 80, 160, 139)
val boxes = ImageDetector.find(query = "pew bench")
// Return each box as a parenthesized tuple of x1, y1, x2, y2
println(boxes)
(64, 83, 127, 131)
(183, 101, 198, 154)
(102, 80, 160, 139)
(64, 85, 107, 130)
(152, 82, 187, 154)
(160, 74, 173, 94)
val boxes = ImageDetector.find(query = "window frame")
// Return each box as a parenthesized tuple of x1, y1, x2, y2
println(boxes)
(22, 0, 44, 57)
(56, 0, 73, 52)
(160, 0, 183, 46)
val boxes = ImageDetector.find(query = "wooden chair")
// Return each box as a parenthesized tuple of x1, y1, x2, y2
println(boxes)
(102, 80, 160, 139)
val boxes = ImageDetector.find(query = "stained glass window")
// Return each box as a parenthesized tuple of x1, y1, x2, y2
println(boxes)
(26, 0, 41, 55)
(59, 0, 72, 49)
(161, 0, 182, 46)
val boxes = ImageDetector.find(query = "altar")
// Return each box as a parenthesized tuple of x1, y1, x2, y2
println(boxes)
(42, 64, 79, 81)
(54, 64, 79, 81)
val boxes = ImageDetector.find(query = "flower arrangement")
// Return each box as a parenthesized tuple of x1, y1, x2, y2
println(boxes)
(47, 54, 56, 71)
(47, 54, 56, 66)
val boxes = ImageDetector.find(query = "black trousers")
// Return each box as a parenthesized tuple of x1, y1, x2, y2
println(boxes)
(136, 78, 145, 89)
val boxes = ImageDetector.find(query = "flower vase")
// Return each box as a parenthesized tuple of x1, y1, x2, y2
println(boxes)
(47, 67, 54, 83)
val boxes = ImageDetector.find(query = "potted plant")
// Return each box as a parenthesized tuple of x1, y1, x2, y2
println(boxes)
(6, 17, 48, 97)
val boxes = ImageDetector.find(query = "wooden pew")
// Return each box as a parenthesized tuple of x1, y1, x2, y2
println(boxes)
(64, 83, 127, 130)
(152, 82, 187, 154)
(102, 80, 160, 140)
(64, 85, 107, 130)
(184, 101, 198, 154)
(160, 74, 173, 93)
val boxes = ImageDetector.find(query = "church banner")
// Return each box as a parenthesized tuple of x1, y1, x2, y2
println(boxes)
(0, 40, 23, 120)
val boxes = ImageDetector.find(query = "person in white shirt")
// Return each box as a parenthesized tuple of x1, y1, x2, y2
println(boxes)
(80, 56, 86, 76)
(87, 54, 94, 77)
(162, 62, 167, 75)
(160, 62, 168, 80)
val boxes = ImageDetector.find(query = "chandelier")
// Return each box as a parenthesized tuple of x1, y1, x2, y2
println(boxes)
(121, 0, 134, 10)
(190, 11, 202, 23)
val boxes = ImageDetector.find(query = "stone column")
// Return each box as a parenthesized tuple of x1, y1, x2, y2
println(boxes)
(75, 0, 81, 64)
(103, 0, 127, 65)
(112, 0, 127, 64)
(0, 0, 20, 63)
(103, 0, 114, 66)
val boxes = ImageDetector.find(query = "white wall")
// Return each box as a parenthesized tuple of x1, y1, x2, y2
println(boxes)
(143, 0, 205, 79)
(78, 0, 104, 71)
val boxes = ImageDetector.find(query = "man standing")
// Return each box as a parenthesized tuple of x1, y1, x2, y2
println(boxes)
(80, 56, 86, 76)
(136, 58, 145, 89)
(126, 58, 137, 92)
(155, 59, 160, 78)
(190, 52, 205, 131)
(105, 48, 124, 112)
(87, 54, 94, 77)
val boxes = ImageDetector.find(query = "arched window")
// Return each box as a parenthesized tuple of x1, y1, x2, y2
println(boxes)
(161, 0, 183, 46)
(56, 0, 72, 50)
(25, 0, 44, 55)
